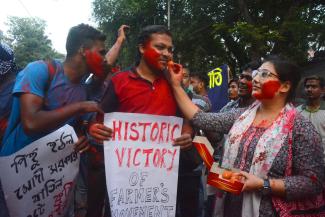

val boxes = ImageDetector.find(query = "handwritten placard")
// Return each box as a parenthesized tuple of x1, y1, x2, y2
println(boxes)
(0, 124, 79, 217)
(104, 113, 183, 217)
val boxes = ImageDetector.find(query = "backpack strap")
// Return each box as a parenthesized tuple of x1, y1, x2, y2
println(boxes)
(44, 59, 58, 92)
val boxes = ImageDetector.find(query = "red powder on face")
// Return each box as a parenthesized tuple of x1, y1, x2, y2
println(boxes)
(253, 80, 281, 100)
(246, 81, 253, 93)
(85, 50, 104, 78)
(143, 47, 161, 71)
(142, 40, 165, 72)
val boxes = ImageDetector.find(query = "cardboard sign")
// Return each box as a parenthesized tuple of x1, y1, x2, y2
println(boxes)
(207, 163, 244, 195)
(192, 136, 214, 170)
(192, 136, 243, 195)
(0, 125, 79, 217)
(104, 112, 183, 217)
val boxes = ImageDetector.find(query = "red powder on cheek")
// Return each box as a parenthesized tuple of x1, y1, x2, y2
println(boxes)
(246, 81, 252, 93)
(143, 46, 161, 71)
(253, 80, 281, 100)
(85, 50, 104, 78)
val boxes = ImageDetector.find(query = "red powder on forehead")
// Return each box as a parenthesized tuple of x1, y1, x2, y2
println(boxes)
(253, 80, 281, 100)
(85, 50, 104, 78)
(246, 81, 253, 93)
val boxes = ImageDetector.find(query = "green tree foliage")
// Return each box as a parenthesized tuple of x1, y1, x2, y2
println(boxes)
(5, 16, 64, 69)
(92, 0, 325, 74)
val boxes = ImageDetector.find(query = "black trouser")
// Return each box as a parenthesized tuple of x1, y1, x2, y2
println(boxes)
(86, 150, 110, 217)
(176, 175, 201, 217)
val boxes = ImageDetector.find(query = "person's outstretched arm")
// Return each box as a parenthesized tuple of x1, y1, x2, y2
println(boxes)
(21, 93, 102, 135)
(167, 62, 242, 135)
(105, 25, 129, 66)
(167, 62, 199, 120)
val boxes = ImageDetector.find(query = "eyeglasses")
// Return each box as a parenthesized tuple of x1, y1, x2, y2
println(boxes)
(252, 69, 279, 80)
(239, 74, 252, 81)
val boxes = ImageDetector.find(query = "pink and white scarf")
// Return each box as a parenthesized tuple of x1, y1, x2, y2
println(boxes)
(221, 101, 297, 217)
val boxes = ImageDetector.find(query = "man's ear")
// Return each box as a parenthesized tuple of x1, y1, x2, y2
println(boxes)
(199, 81, 204, 90)
(139, 44, 145, 55)
(279, 81, 291, 94)
(79, 46, 86, 56)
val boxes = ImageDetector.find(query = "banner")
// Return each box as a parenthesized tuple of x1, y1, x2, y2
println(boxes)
(207, 64, 229, 112)
(0, 125, 79, 217)
(104, 113, 183, 217)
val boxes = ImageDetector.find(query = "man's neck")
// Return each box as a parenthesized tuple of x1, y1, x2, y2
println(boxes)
(63, 58, 87, 84)
(306, 98, 321, 110)
(238, 96, 255, 107)
(136, 60, 160, 83)
(198, 89, 208, 97)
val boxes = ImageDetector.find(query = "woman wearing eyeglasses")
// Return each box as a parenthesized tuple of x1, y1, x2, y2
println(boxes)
(168, 55, 325, 217)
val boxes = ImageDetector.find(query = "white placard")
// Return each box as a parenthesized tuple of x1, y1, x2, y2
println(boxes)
(0, 124, 79, 217)
(104, 112, 183, 217)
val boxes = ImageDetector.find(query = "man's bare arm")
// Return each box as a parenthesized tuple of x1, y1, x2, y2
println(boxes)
(105, 25, 129, 66)
(20, 93, 102, 135)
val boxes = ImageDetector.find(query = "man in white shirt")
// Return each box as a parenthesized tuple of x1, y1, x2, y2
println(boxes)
(297, 75, 325, 147)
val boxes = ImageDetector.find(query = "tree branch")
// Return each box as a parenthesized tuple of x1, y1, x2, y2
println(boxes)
(237, 0, 254, 24)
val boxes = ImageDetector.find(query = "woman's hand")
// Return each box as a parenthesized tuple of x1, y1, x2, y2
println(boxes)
(165, 61, 199, 120)
(240, 171, 264, 192)
(89, 123, 113, 143)
(167, 61, 184, 87)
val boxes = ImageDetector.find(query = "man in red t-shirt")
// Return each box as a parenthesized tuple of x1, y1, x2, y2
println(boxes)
(88, 25, 201, 217)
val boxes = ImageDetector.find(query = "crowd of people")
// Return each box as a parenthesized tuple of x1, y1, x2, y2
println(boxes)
(0, 22, 324, 217)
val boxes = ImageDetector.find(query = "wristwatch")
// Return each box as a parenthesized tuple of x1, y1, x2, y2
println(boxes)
(260, 179, 272, 196)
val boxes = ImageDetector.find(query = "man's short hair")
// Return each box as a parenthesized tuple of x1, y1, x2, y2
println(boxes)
(191, 73, 209, 88)
(241, 60, 261, 73)
(303, 75, 325, 88)
(66, 23, 106, 58)
(228, 78, 239, 88)
(136, 25, 172, 64)
(137, 25, 172, 46)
